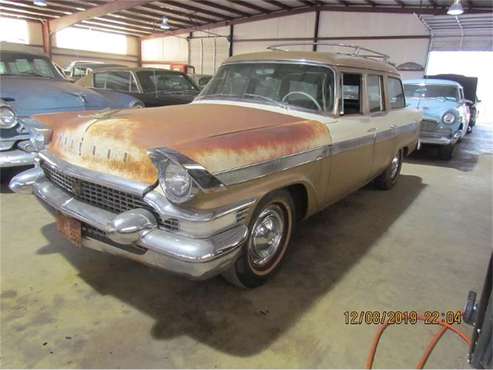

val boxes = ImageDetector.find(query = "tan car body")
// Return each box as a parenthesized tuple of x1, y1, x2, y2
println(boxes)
(12, 50, 422, 280)
(34, 52, 421, 220)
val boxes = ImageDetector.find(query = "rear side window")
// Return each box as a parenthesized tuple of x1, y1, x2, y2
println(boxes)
(367, 75, 384, 113)
(388, 77, 406, 109)
(342, 73, 362, 115)
(94, 73, 106, 88)
(106, 71, 132, 91)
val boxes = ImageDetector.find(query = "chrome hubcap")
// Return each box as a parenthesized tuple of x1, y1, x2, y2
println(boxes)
(248, 205, 285, 267)
(390, 153, 400, 179)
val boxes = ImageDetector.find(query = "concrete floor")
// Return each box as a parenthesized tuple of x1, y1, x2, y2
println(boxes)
(1, 124, 492, 368)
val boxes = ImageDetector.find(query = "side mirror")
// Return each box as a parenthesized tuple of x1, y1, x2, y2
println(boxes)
(464, 99, 474, 105)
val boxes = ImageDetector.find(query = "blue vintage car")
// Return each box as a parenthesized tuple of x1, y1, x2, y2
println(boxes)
(0, 43, 143, 168)
(404, 79, 469, 160)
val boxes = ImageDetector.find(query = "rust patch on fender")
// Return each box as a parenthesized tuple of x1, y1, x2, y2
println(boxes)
(174, 120, 330, 174)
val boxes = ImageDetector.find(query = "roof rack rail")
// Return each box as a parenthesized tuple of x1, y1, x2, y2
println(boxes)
(267, 43, 390, 63)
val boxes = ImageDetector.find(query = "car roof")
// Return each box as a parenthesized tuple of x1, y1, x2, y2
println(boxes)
(0, 41, 47, 57)
(404, 79, 462, 87)
(225, 50, 399, 75)
(91, 67, 185, 74)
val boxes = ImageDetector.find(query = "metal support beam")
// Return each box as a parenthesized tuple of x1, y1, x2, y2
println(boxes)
(41, 20, 52, 58)
(48, 0, 155, 34)
(136, 37, 142, 67)
(229, 24, 234, 56)
(313, 9, 320, 51)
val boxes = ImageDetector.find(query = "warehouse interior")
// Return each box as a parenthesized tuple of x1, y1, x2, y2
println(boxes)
(0, 0, 492, 368)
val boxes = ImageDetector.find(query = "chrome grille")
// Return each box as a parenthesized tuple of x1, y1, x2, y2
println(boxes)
(41, 161, 149, 214)
(421, 119, 438, 131)
(162, 217, 180, 232)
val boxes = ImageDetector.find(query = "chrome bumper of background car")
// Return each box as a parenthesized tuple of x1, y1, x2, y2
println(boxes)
(10, 168, 248, 280)
(0, 148, 35, 168)
(419, 130, 463, 146)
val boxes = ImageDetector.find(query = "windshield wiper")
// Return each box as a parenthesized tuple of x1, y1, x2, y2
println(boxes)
(242, 93, 287, 110)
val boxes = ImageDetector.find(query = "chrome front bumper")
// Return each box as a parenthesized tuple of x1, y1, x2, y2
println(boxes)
(0, 149, 35, 168)
(11, 167, 248, 280)
(419, 130, 463, 146)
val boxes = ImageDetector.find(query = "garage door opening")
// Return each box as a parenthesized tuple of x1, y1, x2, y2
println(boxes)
(426, 51, 493, 124)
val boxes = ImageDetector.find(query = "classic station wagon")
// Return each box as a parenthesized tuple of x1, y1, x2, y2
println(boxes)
(11, 45, 421, 288)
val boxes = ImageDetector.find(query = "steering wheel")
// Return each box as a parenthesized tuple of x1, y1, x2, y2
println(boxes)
(281, 91, 322, 111)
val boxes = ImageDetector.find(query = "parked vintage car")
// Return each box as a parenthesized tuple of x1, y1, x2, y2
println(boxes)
(10, 47, 421, 287)
(191, 74, 213, 89)
(425, 73, 480, 132)
(76, 67, 200, 107)
(64, 60, 125, 81)
(404, 79, 469, 160)
(0, 44, 143, 169)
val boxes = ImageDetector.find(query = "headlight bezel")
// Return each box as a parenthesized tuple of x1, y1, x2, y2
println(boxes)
(442, 111, 457, 125)
(0, 105, 18, 129)
(149, 148, 224, 205)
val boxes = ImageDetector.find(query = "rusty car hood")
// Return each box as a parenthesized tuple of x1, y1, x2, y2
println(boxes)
(35, 103, 331, 185)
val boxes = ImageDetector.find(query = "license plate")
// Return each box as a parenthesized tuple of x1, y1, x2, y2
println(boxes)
(56, 214, 82, 247)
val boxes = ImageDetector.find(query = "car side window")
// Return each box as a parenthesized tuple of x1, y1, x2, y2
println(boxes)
(367, 74, 384, 113)
(388, 77, 406, 109)
(342, 73, 362, 115)
(94, 72, 107, 88)
(106, 71, 132, 92)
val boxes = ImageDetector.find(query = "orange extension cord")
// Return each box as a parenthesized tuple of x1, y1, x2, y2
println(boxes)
(366, 313, 472, 369)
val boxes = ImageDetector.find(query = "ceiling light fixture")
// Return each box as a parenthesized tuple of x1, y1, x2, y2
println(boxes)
(447, 0, 464, 15)
(160, 16, 171, 30)
(33, 0, 47, 6)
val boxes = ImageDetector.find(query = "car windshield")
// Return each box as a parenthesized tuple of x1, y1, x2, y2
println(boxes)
(0, 52, 61, 79)
(404, 84, 459, 101)
(197, 62, 335, 113)
(136, 70, 199, 93)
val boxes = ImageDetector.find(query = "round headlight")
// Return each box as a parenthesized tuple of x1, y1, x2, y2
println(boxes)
(0, 106, 17, 129)
(442, 112, 456, 125)
(163, 161, 193, 202)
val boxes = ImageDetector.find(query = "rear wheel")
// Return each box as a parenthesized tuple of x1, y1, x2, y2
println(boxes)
(374, 150, 402, 190)
(222, 190, 294, 288)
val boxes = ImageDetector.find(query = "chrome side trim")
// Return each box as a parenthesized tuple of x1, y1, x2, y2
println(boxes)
(395, 122, 419, 135)
(214, 121, 418, 186)
(215, 146, 327, 186)
(330, 134, 374, 156)
(375, 128, 394, 143)
(38, 151, 151, 196)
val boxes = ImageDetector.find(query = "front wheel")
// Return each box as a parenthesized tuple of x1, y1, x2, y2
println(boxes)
(374, 150, 402, 190)
(222, 190, 295, 288)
